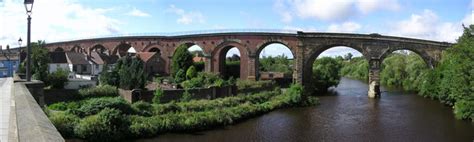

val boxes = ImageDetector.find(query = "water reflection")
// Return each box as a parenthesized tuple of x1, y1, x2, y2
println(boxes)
(138, 78, 474, 142)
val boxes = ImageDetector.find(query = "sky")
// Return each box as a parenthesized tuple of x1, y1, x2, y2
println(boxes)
(0, 0, 472, 57)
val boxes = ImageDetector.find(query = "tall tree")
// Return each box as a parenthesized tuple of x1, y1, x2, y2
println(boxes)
(171, 45, 193, 80)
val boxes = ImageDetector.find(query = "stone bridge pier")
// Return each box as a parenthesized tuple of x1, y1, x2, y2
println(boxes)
(368, 59, 381, 98)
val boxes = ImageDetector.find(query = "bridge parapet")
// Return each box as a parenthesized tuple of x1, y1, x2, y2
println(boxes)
(9, 79, 64, 142)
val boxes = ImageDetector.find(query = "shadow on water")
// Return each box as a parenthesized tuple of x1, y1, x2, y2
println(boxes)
(138, 77, 474, 142)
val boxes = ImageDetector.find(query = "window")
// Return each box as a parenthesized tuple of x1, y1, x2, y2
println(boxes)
(96, 65, 99, 70)
(73, 65, 77, 72)
(82, 65, 87, 72)
(0, 62, 3, 67)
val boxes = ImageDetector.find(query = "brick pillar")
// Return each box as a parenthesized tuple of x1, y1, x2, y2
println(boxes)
(246, 54, 256, 80)
(368, 59, 381, 98)
(293, 45, 304, 84)
(204, 55, 212, 73)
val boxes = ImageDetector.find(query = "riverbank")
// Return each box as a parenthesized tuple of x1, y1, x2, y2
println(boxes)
(140, 77, 474, 142)
(46, 84, 318, 141)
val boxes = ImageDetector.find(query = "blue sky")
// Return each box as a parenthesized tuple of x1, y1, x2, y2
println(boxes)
(0, 0, 472, 57)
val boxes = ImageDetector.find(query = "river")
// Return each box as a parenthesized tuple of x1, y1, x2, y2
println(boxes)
(138, 77, 474, 142)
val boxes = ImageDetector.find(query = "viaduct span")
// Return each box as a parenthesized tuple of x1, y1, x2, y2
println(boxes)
(44, 30, 451, 98)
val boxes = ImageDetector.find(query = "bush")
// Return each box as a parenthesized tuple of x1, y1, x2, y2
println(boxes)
(453, 99, 474, 122)
(186, 65, 197, 79)
(180, 90, 192, 102)
(153, 88, 164, 104)
(116, 56, 147, 90)
(74, 97, 133, 117)
(48, 68, 69, 89)
(132, 101, 153, 116)
(49, 112, 79, 138)
(48, 102, 80, 111)
(78, 85, 118, 98)
(75, 108, 129, 142)
(174, 69, 186, 83)
(171, 44, 193, 77)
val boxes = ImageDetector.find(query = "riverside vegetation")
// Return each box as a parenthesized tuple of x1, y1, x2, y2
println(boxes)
(339, 25, 474, 121)
(46, 84, 318, 141)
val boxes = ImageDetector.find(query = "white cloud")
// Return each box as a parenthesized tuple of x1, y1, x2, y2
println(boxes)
(167, 5, 205, 25)
(0, 0, 121, 47)
(126, 8, 151, 17)
(327, 22, 362, 33)
(356, 0, 400, 14)
(276, 0, 400, 21)
(389, 9, 463, 42)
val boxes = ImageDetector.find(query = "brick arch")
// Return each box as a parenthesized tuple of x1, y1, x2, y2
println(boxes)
(70, 45, 85, 53)
(254, 40, 296, 80)
(380, 47, 434, 69)
(54, 47, 65, 52)
(89, 44, 109, 55)
(212, 41, 249, 79)
(112, 42, 132, 57)
(302, 44, 369, 93)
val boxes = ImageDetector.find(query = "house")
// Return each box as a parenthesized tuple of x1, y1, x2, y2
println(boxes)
(89, 52, 118, 75)
(48, 52, 69, 73)
(192, 52, 207, 63)
(66, 52, 92, 75)
(136, 52, 163, 76)
(0, 50, 20, 77)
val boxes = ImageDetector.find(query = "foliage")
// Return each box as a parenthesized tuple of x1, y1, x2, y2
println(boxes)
(379, 52, 429, 91)
(47, 68, 69, 89)
(340, 57, 368, 81)
(236, 79, 275, 90)
(181, 72, 231, 89)
(19, 41, 50, 82)
(74, 108, 130, 142)
(174, 69, 186, 83)
(259, 55, 293, 75)
(49, 112, 79, 138)
(417, 25, 474, 120)
(99, 64, 120, 86)
(171, 44, 193, 78)
(132, 101, 153, 116)
(152, 88, 164, 104)
(312, 57, 342, 93)
(344, 53, 353, 61)
(224, 61, 240, 79)
(78, 85, 118, 98)
(180, 90, 193, 102)
(193, 61, 205, 72)
(48, 102, 80, 111)
(73, 97, 133, 117)
(186, 65, 197, 79)
(116, 56, 147, 90)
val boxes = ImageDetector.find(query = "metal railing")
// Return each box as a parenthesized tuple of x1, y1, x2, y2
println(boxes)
(49, 29, 299, 43)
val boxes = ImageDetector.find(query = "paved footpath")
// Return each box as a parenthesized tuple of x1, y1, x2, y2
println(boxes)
(0, 78, 13, 142)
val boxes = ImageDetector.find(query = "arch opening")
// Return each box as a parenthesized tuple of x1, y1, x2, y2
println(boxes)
(54, 47, 64, 52)
(379, 49, 429, 91)
(113, 43, 132, 57)
(188, 44, 206, 72)
(90, 45, 109, 55)
(223, 47, 241, 79)
(256, 43, 294, 87)
(307, 46, 367, 94)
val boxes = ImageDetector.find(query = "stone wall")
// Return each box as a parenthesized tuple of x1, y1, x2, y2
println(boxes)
(119, 85, 237, 103)
(10, 81, 64, 141)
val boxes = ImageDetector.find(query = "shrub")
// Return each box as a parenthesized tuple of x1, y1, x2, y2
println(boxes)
(49, 112, 79, 138)
(48, 102, 80, 111)
(186, 65, 197, 79)
(132, 101, 153, 116)
(180, 90, 192, 102)
(116, 56, 147, 90)
(78, 85, 118, 98)
(48, 68, 69, 89)
(453, 99, 474, 122)
(174, 69, 186, 83)
(153, 88, 164, 104)
(74, 97, 133, 117)
(75, 108, 129, 142)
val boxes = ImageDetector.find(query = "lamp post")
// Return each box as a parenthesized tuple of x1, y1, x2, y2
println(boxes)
(24, 0, 34, 81)
(18, 38, 23, 48)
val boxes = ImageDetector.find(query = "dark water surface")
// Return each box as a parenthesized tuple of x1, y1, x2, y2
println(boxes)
(139, 78, 474, 142)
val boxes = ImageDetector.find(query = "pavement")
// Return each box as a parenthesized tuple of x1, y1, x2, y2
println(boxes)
(0, 77, 13, 142)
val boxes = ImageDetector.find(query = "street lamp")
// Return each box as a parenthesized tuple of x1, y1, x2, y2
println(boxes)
(18, 38, 22, 48)
(24, 0, 34, 81)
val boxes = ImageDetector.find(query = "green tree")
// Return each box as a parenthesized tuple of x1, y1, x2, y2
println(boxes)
(109, 56, 147, 90)
(48, 68, 69, 89)
(344, 53, 353, 61)
(23, 41, 50, 83)
(171, 45, 193, 79)
(186, 65, 197, 79)
(312, 57, 342, 93)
